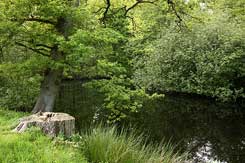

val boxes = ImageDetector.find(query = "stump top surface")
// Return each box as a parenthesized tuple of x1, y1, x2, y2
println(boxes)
(21, 112, 75, 123)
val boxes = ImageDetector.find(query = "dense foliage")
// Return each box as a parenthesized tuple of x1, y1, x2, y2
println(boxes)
(1, 1, 244, 162)
(134, 0, 245, 101)
(0, 0, 244, 119)
(0, 0, 159, 118)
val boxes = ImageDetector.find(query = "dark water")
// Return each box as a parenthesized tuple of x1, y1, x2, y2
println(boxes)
(56, 81, 245, 163)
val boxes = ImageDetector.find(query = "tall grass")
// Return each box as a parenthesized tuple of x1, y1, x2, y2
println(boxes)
(81, 126, 188, 163)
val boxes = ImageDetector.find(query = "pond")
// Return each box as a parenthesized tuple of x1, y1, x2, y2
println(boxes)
(55, 81, 245, 163)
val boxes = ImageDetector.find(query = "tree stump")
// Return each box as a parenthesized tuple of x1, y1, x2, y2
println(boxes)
(13, 112, 75, 137)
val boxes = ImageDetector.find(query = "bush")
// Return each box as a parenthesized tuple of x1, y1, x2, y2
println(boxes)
(0, 76, 40, 111)
(0, 61, 42, 111)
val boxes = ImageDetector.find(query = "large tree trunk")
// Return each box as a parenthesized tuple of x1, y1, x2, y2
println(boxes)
(32, 69, 61, 113)
(32, 2, 79, 113)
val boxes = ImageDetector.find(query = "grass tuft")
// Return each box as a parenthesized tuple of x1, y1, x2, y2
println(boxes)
(82, 125, 188, 163)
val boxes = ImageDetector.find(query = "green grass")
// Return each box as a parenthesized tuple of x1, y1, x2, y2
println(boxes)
(0, 109, 188, 163)
(0, 109, 27, 132)
(81, 126, 188, 163)
(0, 109, 87, 163)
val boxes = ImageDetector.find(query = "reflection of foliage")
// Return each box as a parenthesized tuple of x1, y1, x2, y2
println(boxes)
(55, 87, 245, 162)
(134, 95, 245, 162)
(55, 81, 104, 130)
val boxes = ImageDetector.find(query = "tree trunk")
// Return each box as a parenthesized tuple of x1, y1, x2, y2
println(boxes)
(32, 4, 76, 113)
(32, 69, 61, 113)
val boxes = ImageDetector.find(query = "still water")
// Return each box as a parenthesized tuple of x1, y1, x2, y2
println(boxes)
(55, 81, 245, 163)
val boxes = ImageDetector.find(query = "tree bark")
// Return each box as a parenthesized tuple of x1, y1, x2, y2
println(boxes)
(32, 69, 61, 113)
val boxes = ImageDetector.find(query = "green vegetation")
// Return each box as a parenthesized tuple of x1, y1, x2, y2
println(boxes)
(0, 109, 87, 163)
(0, 0, 244, 119)
(0, 0, 244, 162)
(133, 0, 245, 102)
(0, 0, 160, 120)
(82, 126, 186, 163)
(0, 109, 187, 163)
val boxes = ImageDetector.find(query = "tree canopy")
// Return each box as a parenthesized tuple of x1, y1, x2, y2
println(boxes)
(0, 0, 244, 121)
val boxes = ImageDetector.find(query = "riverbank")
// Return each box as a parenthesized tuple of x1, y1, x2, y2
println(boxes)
(0, 109, 187, 163)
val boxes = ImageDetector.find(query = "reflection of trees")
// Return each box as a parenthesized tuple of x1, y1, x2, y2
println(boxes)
(55, 84, 245, 162)
(55, 81, 104, 131)
(135, 95, 245, 162)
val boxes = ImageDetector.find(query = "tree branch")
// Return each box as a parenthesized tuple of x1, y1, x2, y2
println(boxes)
(167, 0, 183, 26)
(16, 39, 53, 51)
(35, 44, 53, 49)
(15, 42, 50, 57)
(23, 17, 56, 25)
(125, 0, 158, 16)
(11, 17, 56, 25)
(101, 0, 111, 24)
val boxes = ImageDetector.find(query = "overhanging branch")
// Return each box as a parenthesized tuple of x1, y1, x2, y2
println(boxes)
(15, 42, 50, 57)
(24, 17, 56, 25)
(11, 17, 56, 25)
(16, 39, 53, 51)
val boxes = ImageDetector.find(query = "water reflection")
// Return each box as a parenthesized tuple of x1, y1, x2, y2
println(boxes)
(55, 81, 245, 163)
(55, 81, 104, 131)
(134, 95, 245, 163)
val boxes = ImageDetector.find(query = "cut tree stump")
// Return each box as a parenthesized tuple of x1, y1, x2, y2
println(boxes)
(13, 112, 75, 137)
